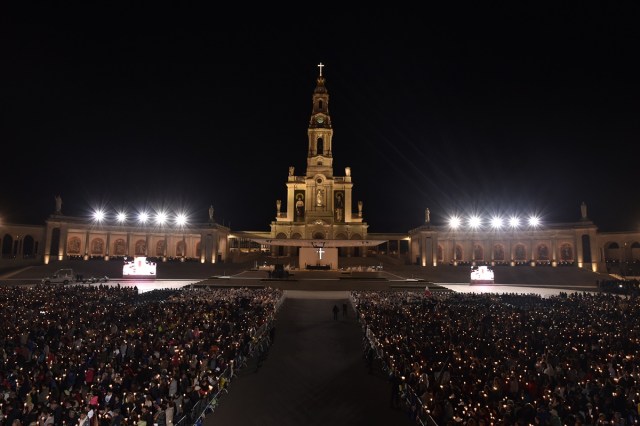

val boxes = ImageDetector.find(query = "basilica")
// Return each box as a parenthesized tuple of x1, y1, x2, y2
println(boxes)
(1, 65, 639, 276)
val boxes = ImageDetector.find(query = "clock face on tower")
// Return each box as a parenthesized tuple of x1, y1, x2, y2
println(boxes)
(316, 116, 324, 124)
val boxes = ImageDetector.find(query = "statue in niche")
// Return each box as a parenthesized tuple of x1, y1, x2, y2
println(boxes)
(316, 188, 324, 206)
(295, 193, 305, 219)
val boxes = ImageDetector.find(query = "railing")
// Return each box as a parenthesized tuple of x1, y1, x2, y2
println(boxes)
(175, 293, 285, 426)
(353, 295, 437, 426)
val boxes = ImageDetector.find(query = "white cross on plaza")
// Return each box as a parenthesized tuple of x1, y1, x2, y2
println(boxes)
(318, 62, 324, 77)
(316, 247, 325, 259)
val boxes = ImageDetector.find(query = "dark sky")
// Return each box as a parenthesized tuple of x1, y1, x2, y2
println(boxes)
(2, 4, 639, 233)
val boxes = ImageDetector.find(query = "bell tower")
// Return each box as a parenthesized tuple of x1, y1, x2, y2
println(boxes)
(272, 63, 367, 246)
(306, 62, 334, 178)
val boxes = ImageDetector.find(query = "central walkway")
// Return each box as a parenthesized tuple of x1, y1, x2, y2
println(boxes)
(207, 290, 417, 426)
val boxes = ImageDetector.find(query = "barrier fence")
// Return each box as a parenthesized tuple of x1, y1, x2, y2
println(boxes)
(174, 293, 285, 426)
(352, 294, 437, 426)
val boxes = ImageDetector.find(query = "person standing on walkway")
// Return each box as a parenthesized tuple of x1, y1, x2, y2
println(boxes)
(332, 304, 339, 320)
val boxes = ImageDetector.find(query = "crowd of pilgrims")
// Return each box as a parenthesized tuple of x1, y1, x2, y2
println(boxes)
(0, 284, 282, 426)
(353, 290, 640, 426)
(4, 281, 639, 426)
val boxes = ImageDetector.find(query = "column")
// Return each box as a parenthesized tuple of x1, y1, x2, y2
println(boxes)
(105, 232, 111, 261)
(210, 233, 218, 264)
(200, 233, 206, 264)
(84, 231, 90, 261)
(59, 225, 69, 261)
(44, 225, 54, 264)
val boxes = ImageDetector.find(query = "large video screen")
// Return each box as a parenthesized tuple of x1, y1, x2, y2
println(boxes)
(123, 256, 157, 277)
(470, 265, 494, 284)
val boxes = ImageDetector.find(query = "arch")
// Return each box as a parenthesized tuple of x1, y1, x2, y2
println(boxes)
(454, 244, 463, 261)
(350, 234, 362, 240)
(156, 240, 165, 256)
(607, 242, 620, 249)
(23, 235, 35, 257)
(113, 239, 126, 256)
(2, 234, 13, 258)
(493, 244, 505, 261)
(317, 137, 324, 155)
(175, 240, 186, 257)
(67, 237, 82, 255)
(514, 244, 527, 261)
(560, 243, 573, 261)
(335, 233, 347, 239)
(135, 239, 146, 256)
(537, 244, 549, 261)
(90, 238, 104, 255)
(312, 231, 324, 239)
(581, 235, 592, 263)
(473, 244, 484, 261)
(276, 233, 288, 239)
(291, 233, 302, 239)
(632, 241, 640, 262)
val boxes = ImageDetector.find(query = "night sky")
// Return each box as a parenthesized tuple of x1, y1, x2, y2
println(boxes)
(2, 4, 639, 233)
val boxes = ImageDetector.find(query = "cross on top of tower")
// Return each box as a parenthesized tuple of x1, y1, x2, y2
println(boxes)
(317, 62, 324, 77)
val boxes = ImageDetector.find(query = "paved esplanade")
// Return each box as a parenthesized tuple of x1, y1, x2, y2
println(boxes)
(206, 290, 417, 426)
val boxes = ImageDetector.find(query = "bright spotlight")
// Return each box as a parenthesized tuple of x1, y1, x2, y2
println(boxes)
(116, 212, 127, 223)
(175, 213, 188, 227)
(448, 216, 461, 229)
(92, 210, 105, 223)
(155, 211, 168, 226)
(528, 215, 540, 228)
(138, 211, 149, 224)
(468, 215, 482, 229)
(490, 216, 503, 229)
(508, 216, 520, 228)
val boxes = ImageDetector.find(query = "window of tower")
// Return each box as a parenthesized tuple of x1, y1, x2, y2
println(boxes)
(317, 137, 323, 155)
(319, 100, 323, 110)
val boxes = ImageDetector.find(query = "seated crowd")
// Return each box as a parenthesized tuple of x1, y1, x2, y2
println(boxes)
(353, 290, 640, 426)
(0, 284, 282, 426)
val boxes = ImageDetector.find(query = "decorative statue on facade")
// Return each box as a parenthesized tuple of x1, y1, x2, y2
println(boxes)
(276, 199, 281, 215)
(425, 207, 431, 224)
(209, 205, 214, 222)
(55, 195, 62, 214)
(289, 166, 295, 176)
(580, 201, 587, 219)
(345, 166, 351, 177)
(358, 200, 363, 217)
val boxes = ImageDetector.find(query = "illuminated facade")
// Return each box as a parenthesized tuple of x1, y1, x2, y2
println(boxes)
(1, 65, 640, 274)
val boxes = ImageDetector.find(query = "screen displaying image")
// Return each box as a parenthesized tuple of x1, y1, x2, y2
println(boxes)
(123, 256, 157, 277)
(470, 265, 494, 284)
